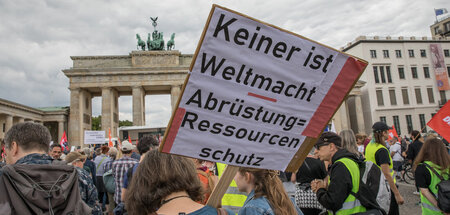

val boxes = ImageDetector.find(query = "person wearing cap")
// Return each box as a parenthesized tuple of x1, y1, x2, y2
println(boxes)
(365, 122, 404, 215)
(66, 152, 102, 215)
(112, 140, 138, 205)
(311, 132, 367, 214)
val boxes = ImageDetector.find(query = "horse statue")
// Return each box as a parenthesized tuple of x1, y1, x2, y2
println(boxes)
(136, 34, 146, 51)
(167, 33, 175, 50)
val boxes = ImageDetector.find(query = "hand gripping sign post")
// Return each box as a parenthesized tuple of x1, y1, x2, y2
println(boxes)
(159, 5, 367, 207)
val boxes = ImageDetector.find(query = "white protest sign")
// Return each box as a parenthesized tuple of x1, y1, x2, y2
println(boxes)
(161, 5, 367, 171)
(84, 130, 105, 145)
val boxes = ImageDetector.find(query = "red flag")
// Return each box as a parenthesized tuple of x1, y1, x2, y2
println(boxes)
(427, 100, 450, 141)
(128, 135, 132, 144)
(108, 128, 113, 147)
(59, 131, 67, 151)
(387, 126, 399, 141)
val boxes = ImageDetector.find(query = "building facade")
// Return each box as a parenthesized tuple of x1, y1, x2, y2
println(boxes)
(430, 16, 450, 38)
(342, 36, 450, 136)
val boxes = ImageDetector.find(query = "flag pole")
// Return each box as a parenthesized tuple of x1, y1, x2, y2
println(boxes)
(412, 125, 427, 141)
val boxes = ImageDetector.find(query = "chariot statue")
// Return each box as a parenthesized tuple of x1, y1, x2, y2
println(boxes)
(135, 16, 175, 51)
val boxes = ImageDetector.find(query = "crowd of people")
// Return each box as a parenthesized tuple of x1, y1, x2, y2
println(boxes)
(0, 121, 449, 215)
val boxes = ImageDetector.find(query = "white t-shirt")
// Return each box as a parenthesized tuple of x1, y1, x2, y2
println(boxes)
(389, 142, 403, 161)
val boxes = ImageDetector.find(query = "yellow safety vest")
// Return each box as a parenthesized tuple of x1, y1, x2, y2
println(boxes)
(420, 161, 449, 215)
(365, 142, 396, 183)
(328, 158, 366, 215)
(216, 163, 247, 214)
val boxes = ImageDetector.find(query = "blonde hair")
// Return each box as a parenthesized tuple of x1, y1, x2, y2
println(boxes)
(238, 167, 296, 215)
(340, 130, 359, 155)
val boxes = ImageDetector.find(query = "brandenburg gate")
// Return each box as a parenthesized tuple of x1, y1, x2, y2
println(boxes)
(63, 51, 191, 146)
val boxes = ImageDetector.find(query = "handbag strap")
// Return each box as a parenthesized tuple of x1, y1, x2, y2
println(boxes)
(423, 163, 445, 181)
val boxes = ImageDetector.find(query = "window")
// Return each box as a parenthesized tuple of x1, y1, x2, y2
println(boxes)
(398, 67, 405, 79)
(415, 88, 423, 104)
(423, 67, 430, 78)
(373, 66, 380, 83)
(380, 116, 386, 123)
(402, 88, 410, 105)
(85, 98, 89, 110)
(411, 67, 418, 79)
(445, 49, 450, 57)
(420, 49, 426, 57)
(376, 89, 384, 106)
(448, 66, 450, 77)
(370, 50, 377, 58)
(393, 116, 401, 135)
(419, 114, 427, 133)
(440, 90, 447, 103)
(380, 66, 386, 83)
(445, 22, 450, 33)
(395, 50, 402, 58)
(386, 66, 392, 83)
(389, 89, 397, 105)
(408, 49, 415, 57)
(383, 50, 389, 58)
(406, 115, 413, 134)
(427, 87, 435, 103)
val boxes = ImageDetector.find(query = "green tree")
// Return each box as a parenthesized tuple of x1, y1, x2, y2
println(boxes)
(119, 120, 133, 127)
(91, 115, 101, 130)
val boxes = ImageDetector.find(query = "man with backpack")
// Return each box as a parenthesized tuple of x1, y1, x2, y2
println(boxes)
(311, 132, 367, 214)
(0, 122, 94, 214)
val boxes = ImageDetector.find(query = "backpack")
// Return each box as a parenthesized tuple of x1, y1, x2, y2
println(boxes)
(351, 161, 391, 215)
(423, 163, 450, 212)
(103, 169, 116, 194)
(0, 163, 92, 215)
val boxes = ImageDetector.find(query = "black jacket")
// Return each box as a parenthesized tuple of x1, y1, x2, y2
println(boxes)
(406, 139, 423, 162)
(316, 149, 361, 212)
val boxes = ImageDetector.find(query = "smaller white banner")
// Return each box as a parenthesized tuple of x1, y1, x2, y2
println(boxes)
(84, 130, 105, 145)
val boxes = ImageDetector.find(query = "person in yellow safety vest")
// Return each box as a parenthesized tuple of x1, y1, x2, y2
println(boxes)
(217, 163, 247, 214)
(413, 138, 450, 215)
(365, 122, 405, 215)
(311, 132, 367, 214)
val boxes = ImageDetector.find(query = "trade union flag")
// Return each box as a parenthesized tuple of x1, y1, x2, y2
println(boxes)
(427, 100, 450, 141)
(387, 126, 399, 141)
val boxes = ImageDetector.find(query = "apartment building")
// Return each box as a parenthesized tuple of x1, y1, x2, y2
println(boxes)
(342, 36, 450, 136)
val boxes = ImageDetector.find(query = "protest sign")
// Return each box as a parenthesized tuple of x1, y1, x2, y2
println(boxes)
(84, 130, 105, 145)
(160, 5, 367, 171)
(427, 100, 450, 141)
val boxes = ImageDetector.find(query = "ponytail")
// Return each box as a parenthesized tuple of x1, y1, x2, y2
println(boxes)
(373, 132, 385, 147)
(238, 167, 296, 215)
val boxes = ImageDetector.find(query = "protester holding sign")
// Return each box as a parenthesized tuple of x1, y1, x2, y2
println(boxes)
(311, 132, 367, 214)
(414, 138, 450, 215)
(234, 167, 302, 215)
(125, 150, 233, 215)
(365, 122, 404, 215)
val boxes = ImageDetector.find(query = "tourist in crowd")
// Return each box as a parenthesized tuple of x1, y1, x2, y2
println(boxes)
(82, 147, 97, 185)
(103, 146, 118, 215)
(121, 135, 159, 203)
(407, 130, 424, 195)
(234, 167, 303, 215)
(65, 151, 103, 214)
(94, 145, 110, 211)
(292, 149, 326, 215)
(355, 133, 367, 155)
(193, 158, 218, 204)
(125, 150, 233, 215)
(365, 122, 404, 215)
(340, 129, 363, 159)
(414, 138, 450, 215)
(112, 141, 138, 205)
(389, 137, 404, 181)
(312, 132, 367, 214)
(49, 144, 63, 160)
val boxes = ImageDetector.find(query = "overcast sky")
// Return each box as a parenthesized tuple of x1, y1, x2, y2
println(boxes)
(0, 0, 447, 127)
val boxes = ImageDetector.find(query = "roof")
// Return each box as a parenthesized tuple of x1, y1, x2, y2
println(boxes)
(37, 106, 69, 112)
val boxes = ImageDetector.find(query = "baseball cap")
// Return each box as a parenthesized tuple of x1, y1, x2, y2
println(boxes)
(65, 152, 86, 164)
(372, 122, 392, 133)
(315, 132, 342, 148)
(121, 140, 134, 151)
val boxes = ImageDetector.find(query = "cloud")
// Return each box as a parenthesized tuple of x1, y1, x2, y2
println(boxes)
(0, 0, 447, 127)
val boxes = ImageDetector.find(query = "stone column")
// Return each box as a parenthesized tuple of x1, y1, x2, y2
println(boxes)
(5, 115, 13, 133)
(102, 87, 119, 137)
(17, 117, 25, 123)
(132, 86, 145, 126)
(171, 85, 181, 110)
(339, 100, 350, 131)
(354, 95, 365, 133)
(68, 88, 81, 147)
(58, 121, 64, 143)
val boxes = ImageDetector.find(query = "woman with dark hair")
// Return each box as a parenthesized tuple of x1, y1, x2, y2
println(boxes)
(234, 167, 303, 215)
(125, 150, 233, 215)
(414, 138, 450, 215)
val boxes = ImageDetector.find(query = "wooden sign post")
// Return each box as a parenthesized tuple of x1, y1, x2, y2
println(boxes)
(159, 4, 368, 207)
